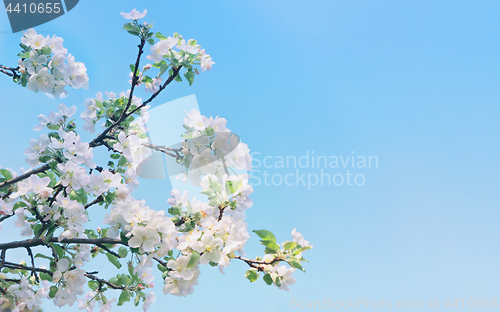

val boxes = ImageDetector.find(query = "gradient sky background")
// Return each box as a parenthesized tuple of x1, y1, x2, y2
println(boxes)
(1, 1, 500, 311)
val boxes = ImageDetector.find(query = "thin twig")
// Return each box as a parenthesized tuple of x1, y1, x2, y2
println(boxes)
(89, 39, 146, 148)
(25, 247, 39, 282)
(96, 243, 121, 258)
(143, 143, 183, 159)
(126, 66, 182, 117)
(84, 272, 126, 290)
(2, 261, 52, 275)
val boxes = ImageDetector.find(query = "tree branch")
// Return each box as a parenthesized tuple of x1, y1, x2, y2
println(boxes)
(0, 163, 53, 190)
(0, 237, 125, 251)
(84, 195, 104, 210)
(89, 38, 146, 148)
(0, 214, 14, 223)
(233, 255, 286, 272)
(84, 272, 126, 290)
(126, 66, 182, 117)
(0, 65, 20, 79)
(25, 247, 39, 282)
(96, 243, 121, 258)
(2, 261, 52, 275)
(143, 143, 182, 159)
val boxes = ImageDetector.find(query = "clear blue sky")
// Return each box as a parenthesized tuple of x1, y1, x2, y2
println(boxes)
(1, 1, 500, 311)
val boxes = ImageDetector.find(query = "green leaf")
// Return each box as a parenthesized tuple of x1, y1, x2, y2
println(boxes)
(119, 275, 132, 286)
(261, 240, 280, 253)
(283, 241, 297, 250)
(34, 253, 52, 260)
(110, 154, 121, 159)
(152, 60, 167, 68)
(275, 276, 282, 287)
(45, 171, 57, 187)
(265, 247, 279, 254)
(106, 253, 122, 269)
(118, 290, 131, 306)
(118, 156, 128, 167)
(75, 188, 88, 205)
(13, 201, 27, 209)
(184, 70, 195, 86)
(39, 46, 51, 55)
(51, 244, 64, 258)
(123, 23, 135, 31)
(174, 74, 182, 82)
(20, 72, 28, 87)
(253, 230, 276, 242)
(288, 258, 305, 271)
(147, 38, 155, 45)
(157, 263, 167, 272)
(263, 273, 273, 285)
(18, 51, 30, 58)
(155, 32, 167, 40)
(88, 280, 99, 291)
(118, 247, 128, 258)
(48, 161, 59, 171)
(127, 29, 140, 36)
(49, 286, 58, 298)
(47, 124, 60, 130)
(0, 169, 12, 180)
(39, 155, 52, 163)
(168, 206, 180, 216)
(245, 269, 259, 282)
(44, 224, 57, 243)
(40, 272, 53, 281)
(141, 76, 153, 84)
(187, 251, 200, 269)
(158, 63, 169, 77)
(85, 229, 98, 240)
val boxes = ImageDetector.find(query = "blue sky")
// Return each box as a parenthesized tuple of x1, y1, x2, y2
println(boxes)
(1, 1, 500, 311)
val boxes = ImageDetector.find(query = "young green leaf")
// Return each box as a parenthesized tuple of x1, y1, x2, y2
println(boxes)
(245, 269, 259, 282)
(263, 273, 273, 285)
(253, 229, 276, 242)
(106, 253, 122, 269)
(187, 251, 200, 269)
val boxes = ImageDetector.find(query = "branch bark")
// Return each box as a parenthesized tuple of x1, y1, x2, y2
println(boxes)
(0, 65, 20, 79)
(0, 237, 125, 251)
(84, 272, 126, 290)
(89, 39, 146, 148)
(0, 163, 53, 190)
(143, 143, 182, 159)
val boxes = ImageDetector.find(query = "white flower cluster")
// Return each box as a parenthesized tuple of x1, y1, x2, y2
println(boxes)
(146, 33, 214, 70)
(99, 109, 259, 297)
(5, 276, 48, 312)
(52, 254, 89, 307)
(1, 245, 92, 310)
(17, 28, 89, 98)
(80, 91, 147, 135)
(178, 109, 252, 186)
